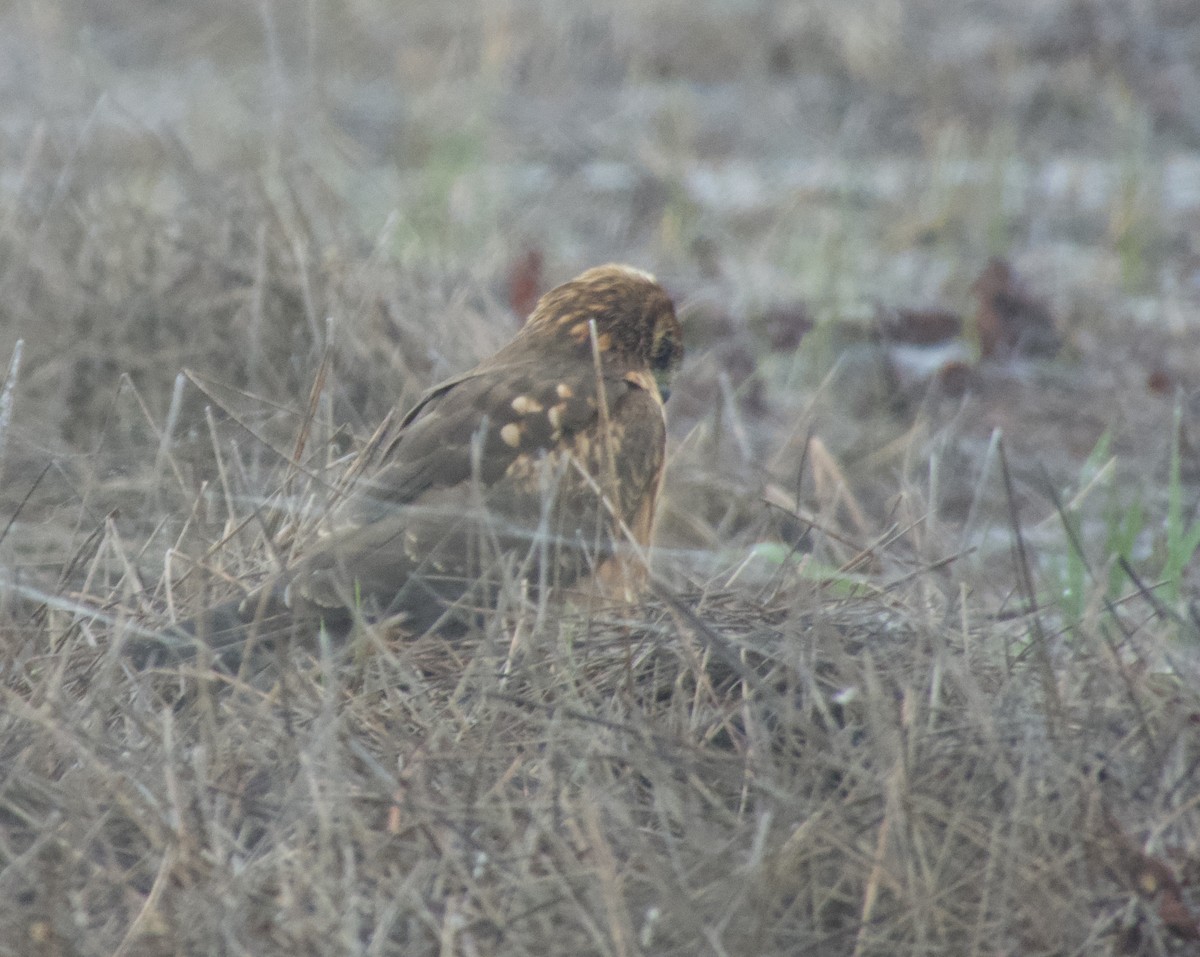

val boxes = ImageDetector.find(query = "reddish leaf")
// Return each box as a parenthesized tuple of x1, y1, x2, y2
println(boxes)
(879, 306, 962, 345)
(971, 257, 1059, 359)
(507, 248, 544, 319)
(760, 302, 813, 352)
(1146, 366, 1173, 395)
(1105, 808, 1200, 941)
(937, 359, 972, 396)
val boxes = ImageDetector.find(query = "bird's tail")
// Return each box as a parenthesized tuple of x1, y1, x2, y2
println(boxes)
(127, 585, 298, 672)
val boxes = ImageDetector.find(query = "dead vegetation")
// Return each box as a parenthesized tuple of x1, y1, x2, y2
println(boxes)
(2, 1, 1200, 954)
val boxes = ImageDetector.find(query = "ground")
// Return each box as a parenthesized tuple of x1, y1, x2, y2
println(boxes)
(1, 1, 1199, 954)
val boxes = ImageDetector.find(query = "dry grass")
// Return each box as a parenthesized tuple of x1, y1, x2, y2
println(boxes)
(2, 1, 1200, 954)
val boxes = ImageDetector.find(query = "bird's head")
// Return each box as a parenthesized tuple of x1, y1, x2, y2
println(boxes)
(524, 264, 683, 400)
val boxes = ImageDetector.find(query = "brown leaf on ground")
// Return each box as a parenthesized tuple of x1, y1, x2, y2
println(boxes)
(1146, 365, 1173, 395)
(878, 306, 963, 345)
(937, 359, 973, 396)
(507, 247, 544, 319)
(759, 301, 813, 352)
(1098, 806, 1200, 943)
(971, 257, 1060, 359)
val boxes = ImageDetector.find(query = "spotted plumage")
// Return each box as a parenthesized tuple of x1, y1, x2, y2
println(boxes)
(162, 264, 683, 665)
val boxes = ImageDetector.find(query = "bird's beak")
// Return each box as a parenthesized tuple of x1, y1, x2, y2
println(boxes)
(654, 369, 674, 403)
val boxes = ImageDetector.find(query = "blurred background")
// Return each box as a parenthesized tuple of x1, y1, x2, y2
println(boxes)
(3, 5, 1200, 953)
(1, 0, 1199, 598)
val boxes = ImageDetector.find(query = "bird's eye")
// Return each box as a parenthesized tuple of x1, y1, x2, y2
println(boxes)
(651, 333, 679, 372)
(650, 326, 681, 402)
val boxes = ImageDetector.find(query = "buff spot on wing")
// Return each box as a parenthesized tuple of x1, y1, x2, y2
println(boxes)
(626, 369, 664, 403)
(511, 395, 544, 415)
(567, 323, 613, 352)
(547, 404, 564, 431)
(500, 422, 523, 448)
(505, 453, 536, 480)
(556, 383, 574, 399)
(623, 370, 655, 392)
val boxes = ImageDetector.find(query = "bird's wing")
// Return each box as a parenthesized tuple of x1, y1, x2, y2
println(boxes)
(345, 357, 602, 517)
(283, 358, 666, 625)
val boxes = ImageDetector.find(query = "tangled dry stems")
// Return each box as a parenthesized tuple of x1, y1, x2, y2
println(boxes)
(1, 66, 1198, 955)
(4, 517, 1198, 955)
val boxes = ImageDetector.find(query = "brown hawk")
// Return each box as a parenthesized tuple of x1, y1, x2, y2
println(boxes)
(153, 264, 683, 667)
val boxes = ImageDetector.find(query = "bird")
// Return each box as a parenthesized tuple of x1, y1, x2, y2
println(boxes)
(144, 264, 683, 669)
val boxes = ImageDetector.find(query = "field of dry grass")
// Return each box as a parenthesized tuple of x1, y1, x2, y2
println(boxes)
(2, 1, 1200, 954)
